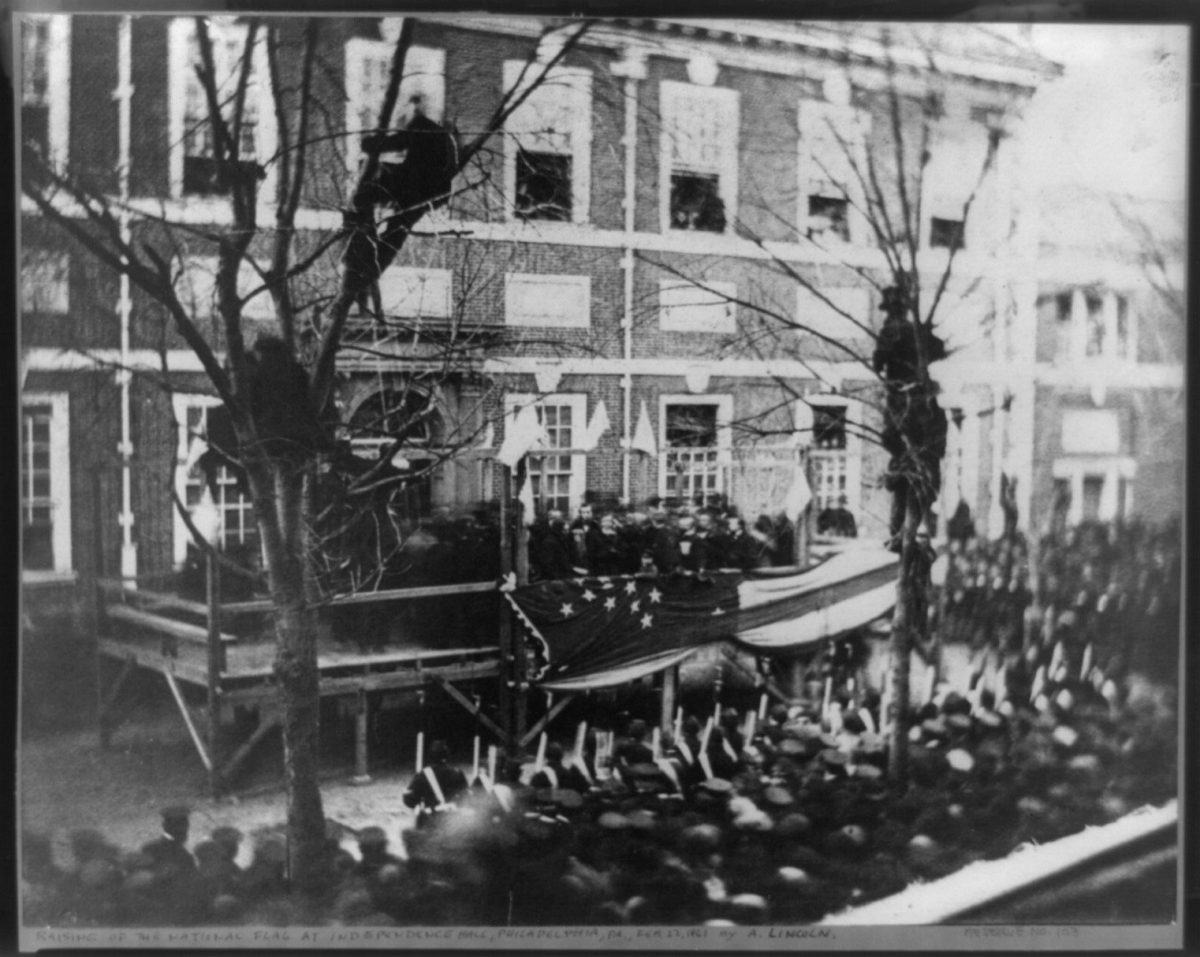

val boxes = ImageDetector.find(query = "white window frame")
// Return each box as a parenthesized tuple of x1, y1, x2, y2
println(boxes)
(502, 61, 593, 226)
(659, 80, 739, 235)
(21, 249, 70, 314)
(801, 395, 863, 522)
(172, 393, 258, 567)
(21, 392, 72, 579)
(344, 40, 446, 179)
(1055, 288, 1137, 365)
(1051, 457, 1137, 525)
(797, 99, 870, 246)
(658, 394, 734, 504)
(659, 280, 737, 334)
(176, 254, 275, 321)
(167, 17, 278, 202)
(922, 124, 992, 250)
(505, 273, 590, 328)
(21, 15, 71, 167)
(942, 394, 981, 525)
(504, 393, 587, 514)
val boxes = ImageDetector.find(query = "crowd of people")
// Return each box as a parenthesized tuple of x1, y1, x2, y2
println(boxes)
(939, 519, 1181, 674)
(24, 634, 1177, 928)
(529, 502, 799, 582)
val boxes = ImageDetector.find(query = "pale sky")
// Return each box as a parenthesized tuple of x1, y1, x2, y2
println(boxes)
(1015, 23, 1188, 203)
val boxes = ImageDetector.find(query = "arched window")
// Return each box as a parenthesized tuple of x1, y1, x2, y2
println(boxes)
(349, 387, 441, 459)
(348, 387, 443, 520)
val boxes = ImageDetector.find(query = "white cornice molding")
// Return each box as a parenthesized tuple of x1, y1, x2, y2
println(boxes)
(24, 348, 1181, 392)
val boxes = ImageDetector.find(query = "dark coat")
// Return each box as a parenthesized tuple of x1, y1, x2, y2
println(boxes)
(403, 763, 469, 814)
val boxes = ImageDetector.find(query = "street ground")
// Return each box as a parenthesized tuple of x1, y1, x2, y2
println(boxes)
(19, 635, 1173, 875)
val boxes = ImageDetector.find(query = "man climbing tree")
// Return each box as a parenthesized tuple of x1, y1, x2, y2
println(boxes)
(874, 278, 949, 555)
(343, 93, 459, 313)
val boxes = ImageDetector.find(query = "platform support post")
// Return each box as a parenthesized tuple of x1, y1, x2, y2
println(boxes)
(789, 656, 806, 700)
(659, 665, 677, 735)
(353, 688, 371, 783)
(93, 472, 111, 749)
(205, 548, 224, 799)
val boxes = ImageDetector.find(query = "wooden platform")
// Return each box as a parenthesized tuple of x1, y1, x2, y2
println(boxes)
(98, 634, 501, 703)
(94, 574, 510, 796)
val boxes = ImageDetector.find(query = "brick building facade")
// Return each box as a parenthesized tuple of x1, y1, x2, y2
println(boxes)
(20, 16, 1180, 638)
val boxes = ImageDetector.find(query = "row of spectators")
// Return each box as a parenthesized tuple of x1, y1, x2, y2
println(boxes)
(939, 519, 1181, 672)
(529, 504, 800, 582)
(24, 644, 1176, 928)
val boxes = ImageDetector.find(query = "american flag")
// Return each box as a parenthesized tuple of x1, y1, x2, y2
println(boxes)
(507, 572, 740, 690)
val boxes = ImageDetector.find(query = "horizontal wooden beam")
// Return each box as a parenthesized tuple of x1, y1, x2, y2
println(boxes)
(222, 580, 498, 615)
(100, 580, 210, 617)
(107, 604, 237, 645)
(98, 638, 210, 687)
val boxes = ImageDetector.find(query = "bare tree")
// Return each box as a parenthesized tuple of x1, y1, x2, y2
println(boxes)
(641, 33, 1006, 782)
(22, 14, 590, 891)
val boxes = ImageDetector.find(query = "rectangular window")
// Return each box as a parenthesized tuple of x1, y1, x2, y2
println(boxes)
(807, 196, 850, 243)
(661, 81, 738, 234)
(805, 398, 862, 533)
(1055, 292, 1074, 361)
(659, 280, 737, 334)
(344, 40, 445, 176)
(930, 217, 965, 250)
(664, 404, 720, 507)
(21, 16, 69, 164)
(21, 394, 71, 576)
(503, 62, 592, 225)
(1052, 477, 1071, 516)
(797, 100, 866, 244)
(1115, 295, 1133, 361)
(177, 255, 274, 321)
(923, 127, 992, 249)
(796, 283, 870, 340)
(1084, 291, 1105, 357)
(169, 18, 277, 200)
(505, 273, 590, 328)
(505, 394, 587, 515)
(174, 396, 258, 566)
(1081, 474, 1104, 522)
(22, 405, 54, 571)
(515, 150, 572, 222)
(21, 249, 69, 314)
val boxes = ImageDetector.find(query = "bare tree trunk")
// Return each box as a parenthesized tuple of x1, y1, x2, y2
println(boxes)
(887, 493, 924, 782)
(254, 461, 326, 893)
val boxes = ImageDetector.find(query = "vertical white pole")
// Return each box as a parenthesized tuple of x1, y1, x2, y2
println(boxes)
(116, 16, 137, 582)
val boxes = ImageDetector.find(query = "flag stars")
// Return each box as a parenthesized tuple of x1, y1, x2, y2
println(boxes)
(630, 600, 641, 614)
(582, 589, 596, 602)
(560, 603, 575, 617)
(648, 588, 662, 604)
(604, 597, 617, 612)
(624, 581, 637, 595)
(712, 607, 724, 616)
(641, 614, 653, 629)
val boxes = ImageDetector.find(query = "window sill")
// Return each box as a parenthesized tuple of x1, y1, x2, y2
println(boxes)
(22, 569, 78, 586)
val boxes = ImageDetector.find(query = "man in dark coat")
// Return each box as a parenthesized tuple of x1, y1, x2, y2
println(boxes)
(403, 740, 469, 824)
(530, 741, 590, 793)
(140, 806, 197, 878)
(530, 509, 574, 581)
(649, 510, 682, 575)
(345, 95, 459, 309)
